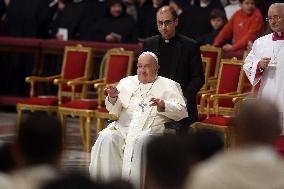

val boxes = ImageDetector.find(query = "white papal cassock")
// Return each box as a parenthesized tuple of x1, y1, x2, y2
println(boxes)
(89, 76, 188, 189)
(243, 33, 284, 131)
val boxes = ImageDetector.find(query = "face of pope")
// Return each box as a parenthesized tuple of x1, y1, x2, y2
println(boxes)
(268, 6, 284, 33)
(137, 54, 160, 84)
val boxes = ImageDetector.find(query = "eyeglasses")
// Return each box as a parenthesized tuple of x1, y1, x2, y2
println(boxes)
(265, 16, 283, 22)
(157, 20, 175, 27)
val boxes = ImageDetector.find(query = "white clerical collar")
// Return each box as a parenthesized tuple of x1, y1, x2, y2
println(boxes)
(177, 9, 183, 16)
(200, 1, 209, 7)
(140, 76, 158, 86)
(164, 39, 170, 43)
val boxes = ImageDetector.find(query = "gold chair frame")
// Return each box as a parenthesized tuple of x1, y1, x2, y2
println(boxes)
(16, 45, 92, 127)
(199, 58, 244, 116)
(58, 48, 134, 151)
(200, 45, 222, 88)
(192, 59, 245, 148)
(94, 48, 134, 134)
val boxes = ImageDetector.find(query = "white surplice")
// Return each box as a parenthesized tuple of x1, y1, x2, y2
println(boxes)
(89, 76, 188, 189)
(243, 33, 284, 131)
(187, 146, 284, 189)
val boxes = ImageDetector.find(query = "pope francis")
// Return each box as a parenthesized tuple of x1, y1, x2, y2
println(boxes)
(89, 51, 188, 188)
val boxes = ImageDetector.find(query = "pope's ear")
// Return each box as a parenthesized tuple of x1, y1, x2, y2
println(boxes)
(157, 64, 160, 71)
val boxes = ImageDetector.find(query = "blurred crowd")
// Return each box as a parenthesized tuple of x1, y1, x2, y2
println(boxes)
(1, 99, 284, 189)
(0, 0, 278, 48)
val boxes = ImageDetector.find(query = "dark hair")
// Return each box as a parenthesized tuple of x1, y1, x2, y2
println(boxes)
(17, 112, 63, 165)
(158, 6, 178, 20)
(210, 8, 227, 20)
(107, 0, 126, 16)
(146, 135, 191, 189)
(42, 173, 107, 189)
(187, 129, 224, 161)
(145, 131, 223, 189)
(233, 99, 281, 145)
(0, 142, 16, 173)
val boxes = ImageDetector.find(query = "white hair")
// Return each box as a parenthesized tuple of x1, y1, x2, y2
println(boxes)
(269, 3, 284, 16)
(139, 51, 159, 64)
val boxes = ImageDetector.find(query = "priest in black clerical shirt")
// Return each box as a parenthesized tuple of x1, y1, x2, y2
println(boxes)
(142, 6, 205, 134)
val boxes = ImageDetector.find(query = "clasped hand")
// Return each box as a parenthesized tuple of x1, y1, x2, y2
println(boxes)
(149, 98, 165, 111)
(258, 57, 271, 69)
(105, 86, 165, 110)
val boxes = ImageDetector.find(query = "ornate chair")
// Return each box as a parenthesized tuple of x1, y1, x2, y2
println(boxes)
(58, 48, 134, 151)
(16, 45, 92, 127)
(196, 56, 211, 113)
(192, 58, 245, 148)
(94, 49, 135, 135)
(200, 56, 211, 91)
(200, 45, 222, 89)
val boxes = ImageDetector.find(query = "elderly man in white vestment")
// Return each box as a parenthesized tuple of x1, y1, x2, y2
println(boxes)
(89, 51, 188, 189)
(186, 99, 284, 189)
(243, 3, 284, 131)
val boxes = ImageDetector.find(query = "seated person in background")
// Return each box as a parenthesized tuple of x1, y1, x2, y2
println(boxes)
(186, 99, 284, 189)
(145, 130, 223, 189)
(214, 0, 264, 52)
(224, 0, 240, 19)
(136, 0, 169, 41)
(169, 0, 189, 17)
(46, 0, 87, 40)
(0, 142, 16, 173)
(89, 51, 188, 189)
(0, 112, 64, 189)
(197, 8, 227, 45)
(89, 0, 137, 43)
(42, 173, 108, 189)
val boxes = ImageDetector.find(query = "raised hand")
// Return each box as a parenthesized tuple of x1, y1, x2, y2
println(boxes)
(105, 85, 119, 98)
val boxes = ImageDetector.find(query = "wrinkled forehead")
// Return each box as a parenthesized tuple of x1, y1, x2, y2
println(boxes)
(157, 9, 174, 20)
(137, 54, 157, 66)
(268, 6, 284, 16)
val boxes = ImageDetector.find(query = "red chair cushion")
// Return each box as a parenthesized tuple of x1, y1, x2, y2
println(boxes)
(62, 51, 88, 92)
(20, 96, 59, 106)
(106, 55, 130, 83)
(201, 51, 218, 77)
(20, 96, 70, 106)
(60, 99, 98, 109)
(218, 64, 241, 94)
(198, 113, 207, 121)
(202, 116, 234, 126)
(218, 64, 242, 107)
(98, 106, 109, 113)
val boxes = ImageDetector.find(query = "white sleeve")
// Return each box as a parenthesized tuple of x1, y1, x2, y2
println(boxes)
(157, 82, 188, 121)
(157, 99, 188, 121)
(243, 40, 262, 86)
(105, 96, 123, 117)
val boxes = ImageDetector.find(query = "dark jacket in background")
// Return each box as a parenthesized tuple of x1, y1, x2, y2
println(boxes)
(4, 0, 51, 37)
(136, 0, 168, 41)
(143, 34, 205, 129)
(47, 0, 87, 40)
(79, 0, 107, 40)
